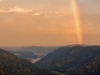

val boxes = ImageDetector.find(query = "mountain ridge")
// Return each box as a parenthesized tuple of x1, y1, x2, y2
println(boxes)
(35, 45, 100, 75)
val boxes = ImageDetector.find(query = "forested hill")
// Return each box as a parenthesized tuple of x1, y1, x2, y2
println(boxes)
(35, 46, 100, 75)
(0, 49, 59, 75)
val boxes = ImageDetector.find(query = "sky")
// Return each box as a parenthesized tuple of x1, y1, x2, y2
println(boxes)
(0, 0, 100, 47)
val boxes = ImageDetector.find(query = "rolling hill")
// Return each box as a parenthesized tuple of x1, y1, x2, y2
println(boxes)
(0, 48, 59, 75)
(36, 46, 100, 75)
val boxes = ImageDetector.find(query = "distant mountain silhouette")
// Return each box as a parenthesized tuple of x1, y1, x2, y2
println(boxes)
(0, 48, 59, 75)
(1, 46, 58, 59)
(36, 46, 100, 75)
(10, 51, 38, 60)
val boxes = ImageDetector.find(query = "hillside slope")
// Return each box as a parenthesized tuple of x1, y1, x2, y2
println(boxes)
(36, 46, 100, 75)
(0, 49, 59, 75)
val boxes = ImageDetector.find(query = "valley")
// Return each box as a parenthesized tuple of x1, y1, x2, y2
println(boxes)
(31, 58, 41, 63)
(0, 45, 100, 75)
(1, 46, 58, 61)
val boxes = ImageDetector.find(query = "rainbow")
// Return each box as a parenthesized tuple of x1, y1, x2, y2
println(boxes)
(72, 0, 83, 44)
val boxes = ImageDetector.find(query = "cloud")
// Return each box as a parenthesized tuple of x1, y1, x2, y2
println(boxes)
(0, 0, 6, 2)
(32, 13, 40, 16)
(0, 6, 33, 13)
